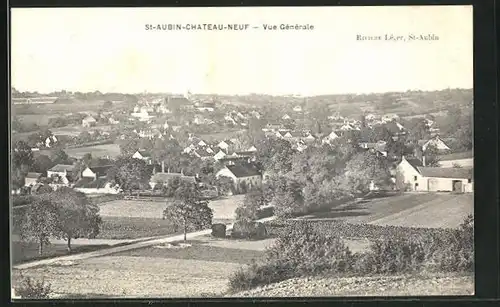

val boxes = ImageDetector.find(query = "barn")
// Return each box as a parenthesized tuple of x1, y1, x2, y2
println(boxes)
(396, 156, 473, 193)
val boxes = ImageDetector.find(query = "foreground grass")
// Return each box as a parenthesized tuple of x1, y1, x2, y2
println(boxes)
(111, 240, 265, 265)
(11, 242, 125, 265)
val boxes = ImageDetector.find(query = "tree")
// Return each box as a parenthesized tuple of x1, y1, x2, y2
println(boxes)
(163, 182, 213, 241)
(31, 154, 55, 174)
(255, 137, 295, 175)
(341, 152, 392, 196)
(12, 140, 34, 170)
(272, 176, 304, 218)
(423, 144, 441, 167)
(49, 187, 102, 252)
(50, 149, 71, 165)
(236, 188, 265, 222)
(20, 195, 59, 255)
(215, 176, 235, 195)
(106, 157, 151, 193)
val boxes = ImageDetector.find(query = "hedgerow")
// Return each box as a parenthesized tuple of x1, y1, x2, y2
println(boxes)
(228, 215, 474, 293)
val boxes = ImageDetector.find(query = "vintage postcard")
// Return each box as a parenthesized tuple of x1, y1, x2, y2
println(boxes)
(10, 6, 473, 299)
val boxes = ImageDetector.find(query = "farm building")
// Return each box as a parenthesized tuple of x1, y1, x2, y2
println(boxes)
(214, 150, 227, 161)
(193, 150, 213, 161)
(132, 150, 153, 164)
(322, 131, 339, 144)
(215, 162, 262, 194)
(149, 172, 197, 190)
(396, 156, 473, 193)
(24, 172, 42, 187)
(47, 164, 75, 181)
(81, 165, 112, 180)
(82, 116, 97, 127)
(419, 135, 451, 152)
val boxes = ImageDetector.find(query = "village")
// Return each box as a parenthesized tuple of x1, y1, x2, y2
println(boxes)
(12, 90, 473, 197)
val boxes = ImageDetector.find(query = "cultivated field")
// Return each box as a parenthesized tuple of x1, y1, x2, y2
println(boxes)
(300, 192, 473, 229)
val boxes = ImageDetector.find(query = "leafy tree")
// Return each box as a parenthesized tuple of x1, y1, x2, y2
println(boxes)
(106, 157, 151, 193)
(215, 176, 235, 195)
(31, 154, 55, 174)
(272, 176, 304, 218)
(255, 137, 295, 175)
(12, 140, 34, 170)
(50, 149, 71, 165)
(118, 138, 140, 156)
(49, 187, 102, 252)
(236, 188, 265, 222)
(423, 144, 441, 167)
(20, 195, 59, 255)
(102, 100, 113, 110)
(341, 152, 392, 196)
(163, 182, 213, 241)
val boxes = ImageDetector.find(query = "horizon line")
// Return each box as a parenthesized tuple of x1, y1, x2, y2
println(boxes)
(10, 87, 473, 98)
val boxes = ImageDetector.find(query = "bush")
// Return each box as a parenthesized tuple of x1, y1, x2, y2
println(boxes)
(14, 274, 52, 299)
(353, 238, 426, 275)
(228, 216, 475, 292)
(232, 221, 257, 239)
(228, 261, 295, 293)
(211, 223, 227, 238)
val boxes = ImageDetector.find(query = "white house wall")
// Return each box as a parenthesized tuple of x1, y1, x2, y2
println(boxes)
(426, 177, 470, 192)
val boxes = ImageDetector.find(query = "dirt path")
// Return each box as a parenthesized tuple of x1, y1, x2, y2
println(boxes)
(13, 216, 276, 270)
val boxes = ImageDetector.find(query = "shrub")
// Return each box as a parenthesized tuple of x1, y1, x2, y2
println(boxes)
(353, 238, 426, 275)
(254, 222, 268, 240)
(211, 223, 227, 238)
(232, 220, 257, 239)
(14, 274, 52, 299)
(228, 261, 295, 293)
(266, 221, 353, 275)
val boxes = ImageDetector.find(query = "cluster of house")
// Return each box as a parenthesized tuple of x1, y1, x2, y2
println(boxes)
(81, 111, 121, 127)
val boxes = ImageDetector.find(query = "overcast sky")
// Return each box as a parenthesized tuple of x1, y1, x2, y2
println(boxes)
(11, 6, 472, 96)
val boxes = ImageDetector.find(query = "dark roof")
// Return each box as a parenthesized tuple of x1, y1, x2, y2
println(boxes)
(87, 165, 112, 177)
(404, 157, 424, 171)
(48, 164, 74, 172)
(195, 150, 213, 157)
(136, 150, 152, 158)
(417, 167, 473, 179)
(26, 172, 42, 179)
(150, 172, 196, 184)
(73, 178, 93, 188)
(226, 163, 261, 178)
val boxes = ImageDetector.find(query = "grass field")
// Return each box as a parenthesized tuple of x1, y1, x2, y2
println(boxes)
(38, 143, 122, 159)
(99, 195, 244, 221)
(13, 100, 107, 116)
(12, 255, 243, 298)
(301, 192, 473, 229)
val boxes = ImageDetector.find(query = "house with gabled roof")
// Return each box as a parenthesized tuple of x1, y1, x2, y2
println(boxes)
(132, 150, 153, 164)
(193, 150, 213, 161)
(47, 164, 74, 182)
(24, 172, 42, 187)
(396, 156, 472, 192)
(215, 162, 262, 194)
(418, 135, 451, 152)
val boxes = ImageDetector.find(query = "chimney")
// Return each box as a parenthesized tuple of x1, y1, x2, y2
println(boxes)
(161, 161, 165, 173)
(422, 155, 426, 167)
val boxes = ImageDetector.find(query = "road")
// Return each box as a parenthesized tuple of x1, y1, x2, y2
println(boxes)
(13, 216, 276, 270)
